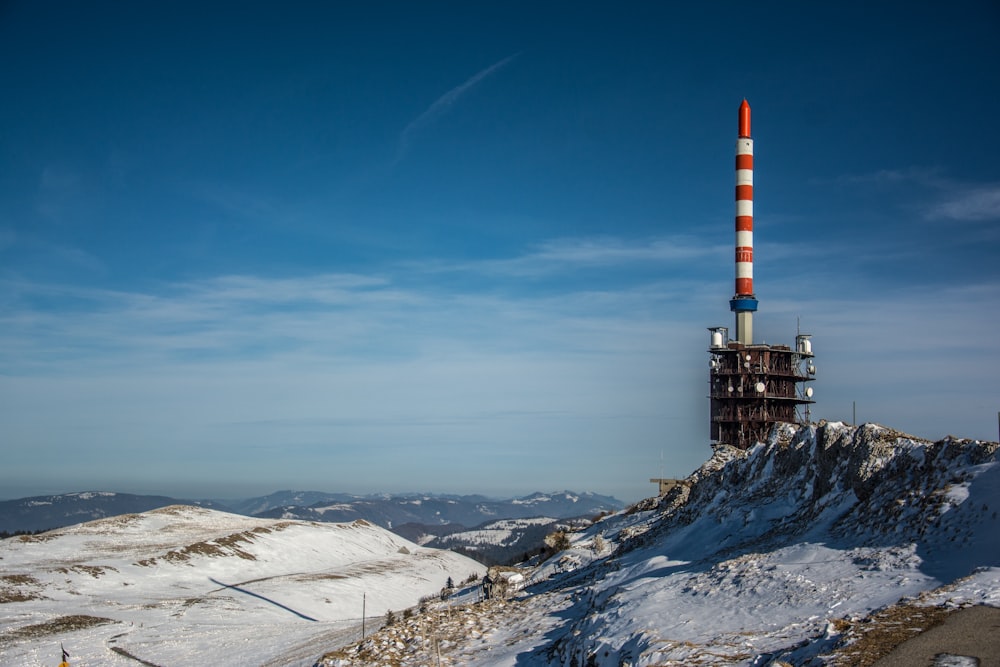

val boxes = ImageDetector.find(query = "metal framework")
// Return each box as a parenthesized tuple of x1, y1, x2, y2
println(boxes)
(708, 327, 815, 449)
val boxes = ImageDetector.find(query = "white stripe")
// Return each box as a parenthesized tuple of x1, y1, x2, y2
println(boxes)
(736, 263, 754, 278)
(736, 169, 753, 186)
(736, 200, 753, 217)
(736, 230, 753, 247)
(735, 139, 754, 155)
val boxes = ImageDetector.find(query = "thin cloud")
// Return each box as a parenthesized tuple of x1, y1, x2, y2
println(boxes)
(829, 166, 943, 187)
(828, 168, 1000, 222)
(394, 53, 519, 164)
(411, 235, 726, 278)
(928, 184, 1000, 221)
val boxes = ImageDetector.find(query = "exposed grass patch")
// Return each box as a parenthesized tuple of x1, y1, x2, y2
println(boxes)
(2, 614, 116, 641)
(148, 505, 196, 516)
(300, 573, 349, 582)
(54, 565, 118, 578)
(824, 602, 951, 667)
(136, 530, 260, 566)
(86, 513, 143, 530)
(0, 574, 45, 603)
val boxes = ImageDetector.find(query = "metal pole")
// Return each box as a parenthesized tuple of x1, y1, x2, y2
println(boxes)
(362, 592, 366, 639)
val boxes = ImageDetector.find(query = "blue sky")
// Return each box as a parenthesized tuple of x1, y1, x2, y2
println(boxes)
(2, 2, 998, 503)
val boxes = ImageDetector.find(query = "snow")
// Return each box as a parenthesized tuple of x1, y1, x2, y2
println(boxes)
(4, 422, 999, 666)
(314, 421, 1000, 666)
(437, 518, 558, 549)
(0, 506, 484, 666)
(313, 504, 358, 514)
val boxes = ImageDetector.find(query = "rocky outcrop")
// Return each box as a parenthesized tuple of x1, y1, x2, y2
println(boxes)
(630, 421, 998, 561)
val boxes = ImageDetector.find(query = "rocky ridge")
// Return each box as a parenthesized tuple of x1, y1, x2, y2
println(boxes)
(315, 421, 1000, 666)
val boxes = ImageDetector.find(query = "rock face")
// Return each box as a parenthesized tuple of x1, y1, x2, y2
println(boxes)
(538, 421, 1000, 666)
(635, 421, 998, 566)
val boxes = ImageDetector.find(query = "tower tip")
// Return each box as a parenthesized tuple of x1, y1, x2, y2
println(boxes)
(738, 99, 751, 138)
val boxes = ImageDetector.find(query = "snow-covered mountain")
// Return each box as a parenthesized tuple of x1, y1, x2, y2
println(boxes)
(5, 421, 998, 666)
(521, 421, 1000, 665)
(0, 490, 622, 535)
(252, 490, 622, 529)
(0, 505, 484, 666)
(315, 421, 1000, 666)
(0, 491, 226, 533)
(227, 490, 361, 517)
(405, 516, 571, 565)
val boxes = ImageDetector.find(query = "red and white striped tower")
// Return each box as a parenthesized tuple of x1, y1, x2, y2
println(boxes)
(730, 99, 758, 345)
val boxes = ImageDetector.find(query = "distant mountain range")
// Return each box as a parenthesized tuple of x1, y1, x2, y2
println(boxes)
(250, 490, 622, 530)
(395, 516, 585, 566)
(0, 491, 227, 533)
(0, 489, 623, 536)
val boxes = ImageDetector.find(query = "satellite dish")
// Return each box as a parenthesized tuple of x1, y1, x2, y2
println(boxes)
(805, 387, 814, 398)
(728, 385, 734, 393)
(710, 359, 718, 369)
(808, 365, 816, 375)
(755, 382, 765, 393)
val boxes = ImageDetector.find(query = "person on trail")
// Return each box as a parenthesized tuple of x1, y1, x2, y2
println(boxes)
(482, 572, 494, 600)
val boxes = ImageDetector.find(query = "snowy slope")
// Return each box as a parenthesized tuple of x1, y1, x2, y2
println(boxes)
(434, 517, 559, 549)
(522, 422, 1000, 666)
(6, 422, 998, 667)
(316, 421, 1000, 666)
(0, 506, 484, 666)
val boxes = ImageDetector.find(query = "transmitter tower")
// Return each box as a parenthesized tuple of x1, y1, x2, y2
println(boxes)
(708, 100, 816, 450)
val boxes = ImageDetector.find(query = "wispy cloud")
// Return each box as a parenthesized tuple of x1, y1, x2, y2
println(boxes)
(830, 168, 1000, 222)
(927, 184, 1000, 221)
(830, 166, 944, 187)
(394, 53, 519, 164)
(411, 235, 728, 278)
(3, 239, 999, 498)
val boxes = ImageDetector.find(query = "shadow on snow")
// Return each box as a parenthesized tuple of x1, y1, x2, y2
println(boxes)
(209, 577, 318, 621)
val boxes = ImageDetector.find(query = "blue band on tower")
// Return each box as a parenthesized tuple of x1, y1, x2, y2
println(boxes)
(729, 297, 758, 312)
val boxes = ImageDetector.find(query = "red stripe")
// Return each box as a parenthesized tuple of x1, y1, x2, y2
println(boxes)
(735, 278, 753, 294)
(735, 216, 753, 231)
(735, 185, 753, 200)
(735, 154, 753, 170)
(735, 247, 753, 263)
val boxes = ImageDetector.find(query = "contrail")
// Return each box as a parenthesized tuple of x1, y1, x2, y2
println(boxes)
(395, 53, 519, 164)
